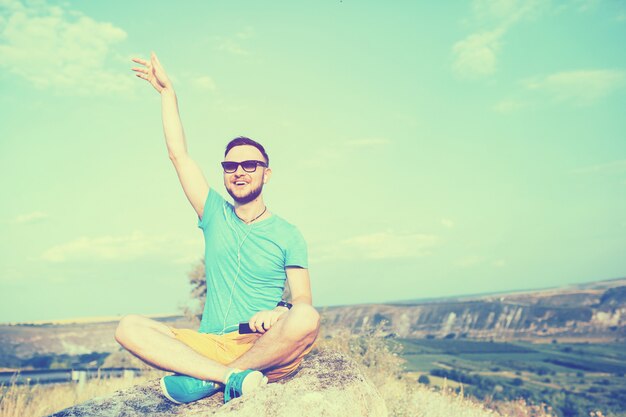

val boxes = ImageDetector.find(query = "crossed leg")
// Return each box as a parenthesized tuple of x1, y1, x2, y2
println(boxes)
(114, 304, 320, 383)
(229, 304, 320, 373)
(114, 314, 232, 383)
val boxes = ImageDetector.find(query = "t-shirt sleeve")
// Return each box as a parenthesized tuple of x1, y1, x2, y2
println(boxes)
(198, 189, 226, 230)
(285, 227, 308, 268)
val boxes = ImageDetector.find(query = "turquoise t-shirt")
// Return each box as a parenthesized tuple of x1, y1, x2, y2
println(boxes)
(197, 189, 308, 334)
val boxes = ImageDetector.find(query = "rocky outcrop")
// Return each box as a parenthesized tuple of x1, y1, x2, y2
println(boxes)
(46, 349, 387, 417)
(322, 280, 626, 341)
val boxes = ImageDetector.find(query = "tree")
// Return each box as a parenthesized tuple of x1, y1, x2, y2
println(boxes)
(511, 377, 524, 386)
(560, 395, 586, 417)
(418, 375, 430, 385)
(182, 258, 205, 325)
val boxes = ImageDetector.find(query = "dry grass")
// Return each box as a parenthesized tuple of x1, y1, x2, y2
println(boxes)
(0, 371, 165, 417)
(317, 325, 556, 417)
(1, 326, 557, 417)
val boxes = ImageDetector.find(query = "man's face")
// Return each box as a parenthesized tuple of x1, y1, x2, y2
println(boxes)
(223, 145, 270, 204)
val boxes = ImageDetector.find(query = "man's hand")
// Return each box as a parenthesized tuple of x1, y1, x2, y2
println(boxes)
(131, 52, 172, 93)
(248, 308, 288, 334)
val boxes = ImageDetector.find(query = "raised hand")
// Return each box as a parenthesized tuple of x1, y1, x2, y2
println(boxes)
(131, 52, 172, 93)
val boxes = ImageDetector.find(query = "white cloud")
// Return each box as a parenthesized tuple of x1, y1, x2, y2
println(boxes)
(234, 26, 255, 40)
(0, 0, 132, 94)
(554, 0, 623, 16)
(570, 159, 626, 175)
(452, 29, 503, 78)
(472, 0, 545, 23)
(525, 70, 625, 105)
(208, 27, 256, 56)
(473, 0, 519, 20)
(170, 239, 204, 264)
(14, 211, 48, 224)
(492, 259, 507, 267)
(42, 231, 168, 262)
(311, 232, 441, 262)
(452, 0, 546, 79)
(0, 0, 24, 13)
(441, 218, 455, 228)
(191, 75, 216, 91)
(493, 99, 526, 113)
(217, 39, 249, 55)
(574, 0, 600, 12)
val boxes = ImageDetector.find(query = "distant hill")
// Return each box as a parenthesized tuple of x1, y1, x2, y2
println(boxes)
(321, 277, 626, 341)
(1, 278, 625, 369)
(0, 316, 194, 369)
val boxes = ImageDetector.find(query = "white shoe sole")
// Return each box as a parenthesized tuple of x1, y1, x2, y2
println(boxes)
(241, 371, 268, 395)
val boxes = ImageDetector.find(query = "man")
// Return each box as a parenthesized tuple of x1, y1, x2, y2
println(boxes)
(115, 52, 320, 404)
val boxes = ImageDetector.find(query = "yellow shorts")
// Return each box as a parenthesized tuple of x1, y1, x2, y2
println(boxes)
(169, 327, 312, 382)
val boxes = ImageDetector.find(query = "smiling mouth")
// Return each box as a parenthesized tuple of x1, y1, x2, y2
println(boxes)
(234, 181, 248, 186)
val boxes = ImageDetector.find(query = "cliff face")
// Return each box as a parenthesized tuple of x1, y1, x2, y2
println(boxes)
(2, 280, 624, 368)
(46, 349, 387, 417)
(322, 281, 626, 341)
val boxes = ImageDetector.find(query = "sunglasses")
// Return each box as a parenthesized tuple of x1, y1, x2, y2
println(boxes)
(221, 160, 268, 173)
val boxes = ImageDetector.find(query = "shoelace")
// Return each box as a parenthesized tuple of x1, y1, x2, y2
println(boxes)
(224, 370, 252, 402)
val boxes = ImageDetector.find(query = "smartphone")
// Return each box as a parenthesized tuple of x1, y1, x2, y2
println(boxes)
(238, 322, 256, 334)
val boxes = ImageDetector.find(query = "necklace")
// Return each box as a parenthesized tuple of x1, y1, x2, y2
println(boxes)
(235, 205, 267, 224)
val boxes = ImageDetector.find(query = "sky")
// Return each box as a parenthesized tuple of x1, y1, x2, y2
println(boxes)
(1, 0, 625, 323)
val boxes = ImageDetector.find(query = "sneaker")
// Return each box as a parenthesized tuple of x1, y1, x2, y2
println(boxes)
(160, 374, 220, 404)
(223, 369, 268, 403)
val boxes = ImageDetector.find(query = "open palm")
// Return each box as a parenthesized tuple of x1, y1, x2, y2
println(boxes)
(131, 52, 172, 93)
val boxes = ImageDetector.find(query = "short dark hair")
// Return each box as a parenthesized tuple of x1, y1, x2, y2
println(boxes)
(224, 136, 269, 166)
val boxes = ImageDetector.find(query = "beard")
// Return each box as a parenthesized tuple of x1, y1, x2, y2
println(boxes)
(226, 181, 264, 204)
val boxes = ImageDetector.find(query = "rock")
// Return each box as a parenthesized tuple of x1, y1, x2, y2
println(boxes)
(321, 278, 626, 341)
(46, 349, 387, 417)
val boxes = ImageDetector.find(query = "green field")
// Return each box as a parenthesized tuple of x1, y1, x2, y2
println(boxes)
(397, 338, 626, 417)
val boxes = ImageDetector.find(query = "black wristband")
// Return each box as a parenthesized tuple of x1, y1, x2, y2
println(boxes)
(276, 300, 293, 309)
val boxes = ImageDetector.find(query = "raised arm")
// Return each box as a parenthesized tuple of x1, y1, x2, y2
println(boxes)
(132, 52, 209, 219)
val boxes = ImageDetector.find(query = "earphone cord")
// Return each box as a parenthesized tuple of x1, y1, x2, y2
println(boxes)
(220, 203, 258, 339)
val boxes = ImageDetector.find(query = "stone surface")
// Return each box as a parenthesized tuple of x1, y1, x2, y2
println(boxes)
(46, 349, 387, 417)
